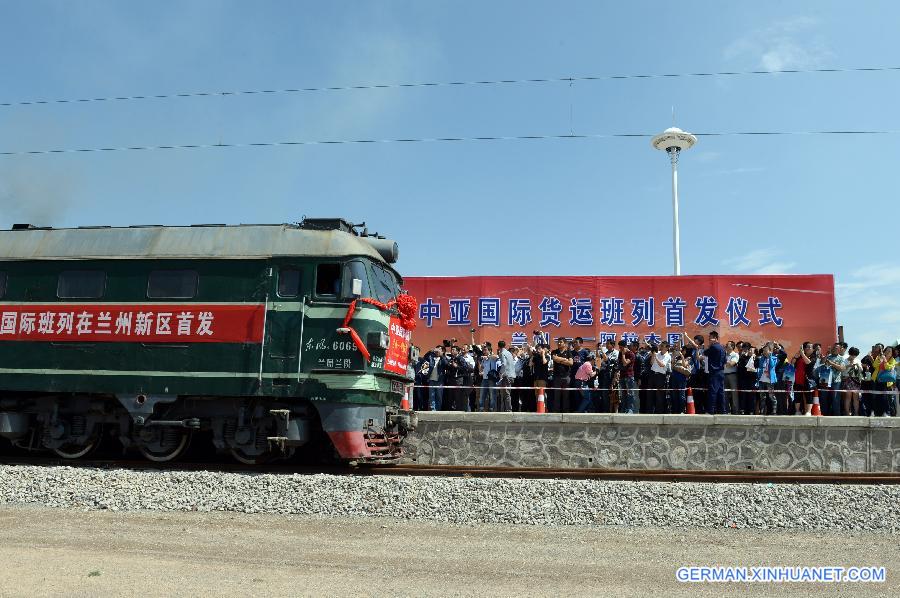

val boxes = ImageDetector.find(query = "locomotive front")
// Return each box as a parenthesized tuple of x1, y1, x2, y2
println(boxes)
(292, 218, 418, 463)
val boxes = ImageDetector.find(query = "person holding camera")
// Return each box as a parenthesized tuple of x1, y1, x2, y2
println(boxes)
(497, 340, 516, 412)
(423, 345, 448, 411)
(860, 345, 878, 416)
(479, 343, 499, 411)
(461, 343, 478, 411)
(532, 342, 550, 408)
(568, 337, 589, 411)
(724, 341, 740, 414)
(791, 341, 814, 415)
(615, 340, 635, 414)
(843, 347, 864, 416)
(682, 334, 710, 414)
(670, 343, 691, 413)
(870, 344, 896, 417)
(649, 342, 671, 414)
(756, 342, 779, 415)
(514, 344, 534, 412)
(633, 341, 652, 413)
(595, 339, 618, 413)
(414, 350, 430, 411)
(451, 345, 475, 411)
(550, 337, 573, 412)
(443, 345, 462, 411)
(574, 353, 599, 413)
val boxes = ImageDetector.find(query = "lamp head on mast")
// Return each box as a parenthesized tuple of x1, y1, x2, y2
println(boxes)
(651, 127, 697, 163)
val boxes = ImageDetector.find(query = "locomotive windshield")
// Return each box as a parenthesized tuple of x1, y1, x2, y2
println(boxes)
(370, 262, 401, 303)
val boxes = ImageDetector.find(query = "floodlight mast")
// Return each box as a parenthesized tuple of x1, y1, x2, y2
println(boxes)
(651, 127, 697, 276)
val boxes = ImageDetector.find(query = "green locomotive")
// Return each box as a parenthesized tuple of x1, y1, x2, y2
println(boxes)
(0, 218, 417, 463)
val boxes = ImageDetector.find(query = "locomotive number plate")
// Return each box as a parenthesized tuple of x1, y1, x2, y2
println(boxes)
(390, 380, 405, 395)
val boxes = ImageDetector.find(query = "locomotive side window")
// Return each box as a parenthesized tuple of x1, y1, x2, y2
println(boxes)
(315, 263, 342, 297)
(277, 267, 301, 298)
(0, 272, 6, 299)
(147, 270, 198, 299)
(57, 270, 106, 299)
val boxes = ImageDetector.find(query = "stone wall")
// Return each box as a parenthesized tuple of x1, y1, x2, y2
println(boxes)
(404, 413, 900, 472)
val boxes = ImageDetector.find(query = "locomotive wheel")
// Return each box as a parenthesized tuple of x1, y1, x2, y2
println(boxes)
(229, 447, 272, 465)
(137, 430, 190, 462)
(51, 436, 99, 460)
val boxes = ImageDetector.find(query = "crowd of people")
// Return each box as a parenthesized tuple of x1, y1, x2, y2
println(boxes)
(411, 331, 899, 417)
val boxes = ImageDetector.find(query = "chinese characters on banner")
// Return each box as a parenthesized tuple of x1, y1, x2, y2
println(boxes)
(384, 316, 412, 375)
(0, 304, 266, 343)
(403, 275, 837, 353)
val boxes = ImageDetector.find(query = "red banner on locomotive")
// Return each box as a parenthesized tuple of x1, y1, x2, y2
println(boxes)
(0, 304, 265, 343)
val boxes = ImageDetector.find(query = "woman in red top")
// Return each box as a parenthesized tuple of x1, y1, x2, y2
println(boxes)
(793, 341, 814, 415)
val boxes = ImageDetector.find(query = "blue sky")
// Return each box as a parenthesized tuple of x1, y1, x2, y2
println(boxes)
(0, 1, 897, 348)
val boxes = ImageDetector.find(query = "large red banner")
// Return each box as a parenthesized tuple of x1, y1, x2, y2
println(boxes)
(0, 304, 265, 343)
(402, 275, 836, 353)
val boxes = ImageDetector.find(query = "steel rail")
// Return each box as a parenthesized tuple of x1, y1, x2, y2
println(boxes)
(359, 463, 900, 485)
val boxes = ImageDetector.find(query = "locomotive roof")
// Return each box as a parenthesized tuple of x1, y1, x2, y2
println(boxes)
(0, 223, 390, 263)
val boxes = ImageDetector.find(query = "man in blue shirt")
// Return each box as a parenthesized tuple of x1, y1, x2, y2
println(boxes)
(479, 344, 499, 412)
(688, 331, 727, 414)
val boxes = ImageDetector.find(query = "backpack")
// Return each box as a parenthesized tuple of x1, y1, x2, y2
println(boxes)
(485, 358, 500, 382)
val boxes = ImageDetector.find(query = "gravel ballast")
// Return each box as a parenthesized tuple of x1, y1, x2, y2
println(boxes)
(1, 464, 899, 532)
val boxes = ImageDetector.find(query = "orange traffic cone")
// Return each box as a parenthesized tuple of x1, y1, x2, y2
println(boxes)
(685, 387, 696, 414)
(810, 388, 822, 416)
(536, 389, 546, 413)
(400, 385, 411, 410)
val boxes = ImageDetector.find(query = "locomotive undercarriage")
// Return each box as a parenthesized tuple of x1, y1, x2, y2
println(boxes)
(0, 393, 320, 464)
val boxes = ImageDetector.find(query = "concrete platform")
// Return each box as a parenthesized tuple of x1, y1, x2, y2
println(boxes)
(404, 413, 900, 473)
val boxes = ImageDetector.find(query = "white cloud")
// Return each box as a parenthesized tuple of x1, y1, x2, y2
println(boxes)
(722, 248, 796, 274)
(724, 17, 833, 71)
(700, 166, 766, 177)
(837, 264, 900, 289)
(835, 264, 900, 349)
(693, 151, 721, 164)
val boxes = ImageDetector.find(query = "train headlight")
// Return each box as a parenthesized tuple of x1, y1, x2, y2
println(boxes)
(367, 331, 390, 350)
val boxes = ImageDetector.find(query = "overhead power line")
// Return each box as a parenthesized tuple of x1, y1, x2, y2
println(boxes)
(1, 130, 897, 157)
(2, 65, 898, 109)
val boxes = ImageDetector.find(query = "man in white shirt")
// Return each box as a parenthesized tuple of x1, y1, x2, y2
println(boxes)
(724, 341, 740, 415)
(649, 342, 672, 414)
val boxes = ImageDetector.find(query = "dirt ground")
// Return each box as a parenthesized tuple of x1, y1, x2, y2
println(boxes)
(0, 505, 897, 597)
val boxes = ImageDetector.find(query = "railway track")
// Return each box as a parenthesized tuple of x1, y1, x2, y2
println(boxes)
(1, 454, 899, 484)
(370, 464, 900, 484)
